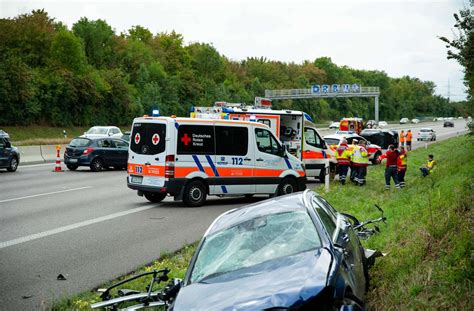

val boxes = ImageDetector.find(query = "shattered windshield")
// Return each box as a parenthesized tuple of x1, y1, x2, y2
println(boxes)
(190, 210, 321, 283)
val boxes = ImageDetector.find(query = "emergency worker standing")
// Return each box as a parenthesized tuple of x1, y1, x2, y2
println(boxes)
(406, 130, 412, 151)
(352, 140, 369, 186)
(397, 146, 408, 187)
(378, 144, 400, 190)
(399, 130, 405, 148)
(349, 138, 358, 182)
(335, 139, 352, 185)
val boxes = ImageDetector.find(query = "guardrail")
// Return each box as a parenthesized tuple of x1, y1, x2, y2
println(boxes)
(18, 144, 68, 165)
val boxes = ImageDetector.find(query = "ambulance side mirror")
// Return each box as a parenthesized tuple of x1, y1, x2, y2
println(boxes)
(278, 147, 287, 158)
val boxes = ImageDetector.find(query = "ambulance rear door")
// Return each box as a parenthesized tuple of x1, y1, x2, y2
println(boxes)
(128, 120, 168, 188)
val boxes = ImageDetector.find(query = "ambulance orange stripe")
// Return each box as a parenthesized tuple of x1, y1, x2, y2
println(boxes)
(128, 163, 165, 176)
(302, 151, 326, 159)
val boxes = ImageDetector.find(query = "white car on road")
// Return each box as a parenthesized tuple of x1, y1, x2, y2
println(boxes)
(378, 121, 388, 128)
(417, 128, 436, 141)
(82, 126, 123, 138)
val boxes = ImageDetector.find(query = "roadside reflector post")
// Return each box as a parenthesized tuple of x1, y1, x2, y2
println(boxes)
(425, 142, 428, 149)
(324, 160, 330, 192)
(53, 145, 64, 172)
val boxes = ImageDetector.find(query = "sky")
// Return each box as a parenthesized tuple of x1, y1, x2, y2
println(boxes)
(1, 0, 469, 100)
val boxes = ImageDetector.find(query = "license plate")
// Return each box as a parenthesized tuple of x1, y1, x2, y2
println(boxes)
(130, 175, 143, 184)
(69, 159, 78, 163)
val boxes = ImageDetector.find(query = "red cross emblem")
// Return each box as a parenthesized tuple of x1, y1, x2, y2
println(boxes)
(152, 133, 160, 145)
(134, 133, 141, 144)
(181, 133, 191, 146)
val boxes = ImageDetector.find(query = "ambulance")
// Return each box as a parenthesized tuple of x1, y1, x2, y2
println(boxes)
(191, 98, 329, 181)
(127, 116, 306, 207)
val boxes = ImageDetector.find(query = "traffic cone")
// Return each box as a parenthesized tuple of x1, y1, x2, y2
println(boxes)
(53, 145, 64, 172)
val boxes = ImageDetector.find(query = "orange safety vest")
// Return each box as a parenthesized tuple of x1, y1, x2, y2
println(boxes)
(406, 131, 412, 142)
(399, 132, 405, 143)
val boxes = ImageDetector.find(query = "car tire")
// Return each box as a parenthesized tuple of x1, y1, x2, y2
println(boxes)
(183, 180, 207, 207)
(278, 178, 297, 196)
(67, 165, 78, 171)
(90, 158, 104, 172)
(144, 192, 167, 203)
(334, 294, 364, 311)
(7, 157, 18, 172)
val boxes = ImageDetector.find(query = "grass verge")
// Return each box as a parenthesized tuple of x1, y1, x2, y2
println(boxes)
(52, 136, 473, 310)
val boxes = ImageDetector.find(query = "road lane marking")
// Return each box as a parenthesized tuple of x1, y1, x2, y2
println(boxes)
(18, 163, 53, 168)
(0, 186, 93, 203)
(0, 206, 154, 249)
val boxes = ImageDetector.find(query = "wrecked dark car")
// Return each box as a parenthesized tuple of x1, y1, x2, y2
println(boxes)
(360, 129, 398, 149)
(92, 190, 384, 310)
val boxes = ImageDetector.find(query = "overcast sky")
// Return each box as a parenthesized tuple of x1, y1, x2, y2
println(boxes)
(1, 0, 469, 100)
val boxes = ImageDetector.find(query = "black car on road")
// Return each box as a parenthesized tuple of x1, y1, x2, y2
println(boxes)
(443, 121, 454, 127)
(0, 131, 20, 172)
(64, 137, 129, 171)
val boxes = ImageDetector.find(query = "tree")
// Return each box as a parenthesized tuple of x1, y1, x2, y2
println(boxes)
(439, 5, 473, 101)
(50, 30, 87, 73)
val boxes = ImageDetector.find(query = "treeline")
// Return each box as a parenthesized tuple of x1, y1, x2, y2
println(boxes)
(0, 10, 465, 126)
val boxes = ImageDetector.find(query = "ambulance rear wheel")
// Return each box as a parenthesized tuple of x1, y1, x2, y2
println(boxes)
(144, 192, 167, 203)
(183, 180, 207, 207)
(278, 178, 297, 196)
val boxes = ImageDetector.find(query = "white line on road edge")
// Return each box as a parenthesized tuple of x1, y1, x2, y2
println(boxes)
(0, 186, 93, 203)
(0, 206, 153, 250)
(19, 163, 53, 168)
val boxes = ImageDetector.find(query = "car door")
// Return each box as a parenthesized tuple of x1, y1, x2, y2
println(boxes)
(254, 128, 287, 194)
(99, 138, 116, 165)
(0, 138, 7, 167)
(113, 139, 129, 167)
(303, 127, 327, 178)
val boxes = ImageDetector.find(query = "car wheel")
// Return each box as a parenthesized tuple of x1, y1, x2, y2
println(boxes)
(278, 178, 297, 196)
(90, 158, 104, 172)
(7, 157, 18, 172)
(144, 192, 167, 203)
(334, 294, 364, 311)
(67, 165, 78, 171)
(183, 180, 207, 207)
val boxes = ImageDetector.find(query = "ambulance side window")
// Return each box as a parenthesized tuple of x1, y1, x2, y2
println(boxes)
(177, 125, 215, 155)
(215, 126, 248, 156)
(305, 128, 323, 148)
(255, 128, 280, 156)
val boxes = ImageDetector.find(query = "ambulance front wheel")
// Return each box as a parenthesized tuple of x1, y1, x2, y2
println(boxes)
(278, 178, 297, 196)
(183, 180, 207, 207)
(144, 192, 167, 203)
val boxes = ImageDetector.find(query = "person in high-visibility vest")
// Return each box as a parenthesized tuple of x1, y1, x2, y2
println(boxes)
(420, 154, 436, 177)
(406, 130, 413, 151)
(397, 146, 408, 187)
(335, 139, 352, 185)
(352, 140, 370, 186)
(349, 138, 358, 182)
(399, 130, 405, 148)
(378, 144, 400, 190)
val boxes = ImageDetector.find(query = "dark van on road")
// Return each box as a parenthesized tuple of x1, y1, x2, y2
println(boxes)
(64, 137, 129, 171)
(0, 130, 20, 172)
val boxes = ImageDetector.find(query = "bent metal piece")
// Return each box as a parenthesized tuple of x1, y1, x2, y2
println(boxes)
(91, 269, 172, 310)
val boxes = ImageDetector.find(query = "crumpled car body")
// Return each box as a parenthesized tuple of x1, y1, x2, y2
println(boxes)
(171, 190, 370, 310)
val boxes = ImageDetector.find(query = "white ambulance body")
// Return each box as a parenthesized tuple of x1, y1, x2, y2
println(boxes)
(127, 117, 306, 207)
(191, 101, 329, 181)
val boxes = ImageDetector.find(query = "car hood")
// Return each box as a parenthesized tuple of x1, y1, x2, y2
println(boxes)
(173, 248, 332, 311)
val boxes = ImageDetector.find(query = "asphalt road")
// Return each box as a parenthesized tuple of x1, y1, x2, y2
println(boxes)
(0, 119, 468, 310)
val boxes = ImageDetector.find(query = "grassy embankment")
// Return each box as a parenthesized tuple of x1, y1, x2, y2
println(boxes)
(1, 126, 130, 146)
(53, 135, 473, 310)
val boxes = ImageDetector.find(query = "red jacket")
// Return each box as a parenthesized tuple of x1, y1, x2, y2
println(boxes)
(378, 149, 399, 167)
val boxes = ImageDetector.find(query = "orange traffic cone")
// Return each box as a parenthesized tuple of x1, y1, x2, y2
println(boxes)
(53, 145, 64, 172)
